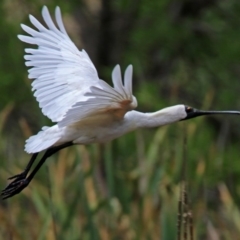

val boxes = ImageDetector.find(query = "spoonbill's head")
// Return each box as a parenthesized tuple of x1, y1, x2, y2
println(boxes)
(182, 105, 240, 121)
(146, 104, 240, 128)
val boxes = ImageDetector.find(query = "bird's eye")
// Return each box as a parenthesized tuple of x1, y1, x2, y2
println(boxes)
(185, 106, 193, 113)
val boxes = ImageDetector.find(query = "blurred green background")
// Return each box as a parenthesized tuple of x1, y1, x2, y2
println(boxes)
(1, 0, 240, 239)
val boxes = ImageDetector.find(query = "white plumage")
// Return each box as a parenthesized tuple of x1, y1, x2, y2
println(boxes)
(19, 6, 139, 153)
(3, 6, 240, 199)
(25, 126, 61, 153)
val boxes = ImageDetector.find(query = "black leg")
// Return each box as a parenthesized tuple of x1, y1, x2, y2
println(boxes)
(8, 152, 39, 180)
(1, 153, 39, 197)
(27, 141, 73, 182)
(1, 142, 73, 200)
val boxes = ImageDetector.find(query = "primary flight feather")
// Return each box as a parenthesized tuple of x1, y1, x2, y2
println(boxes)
(2, 6, 240, 199)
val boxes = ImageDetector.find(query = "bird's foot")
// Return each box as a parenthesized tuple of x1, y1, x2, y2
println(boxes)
(1, 176, 29, 200)
(8, 171, 27, 180)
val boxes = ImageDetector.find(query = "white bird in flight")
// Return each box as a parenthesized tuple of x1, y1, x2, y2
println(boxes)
(2, 6, 240, 199)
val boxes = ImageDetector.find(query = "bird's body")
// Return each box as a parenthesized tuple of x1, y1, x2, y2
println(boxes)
(27, 105, 186, 153)
(2, 6, 240, 199)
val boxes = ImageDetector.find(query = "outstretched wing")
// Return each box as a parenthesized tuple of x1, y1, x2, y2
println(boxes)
(19, 6, 137, 125)
(58, 64, 138, 127)
(19, 6, 99, 122)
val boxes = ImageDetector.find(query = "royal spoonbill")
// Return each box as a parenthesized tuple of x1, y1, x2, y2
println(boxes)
(2, 6, 240, 199)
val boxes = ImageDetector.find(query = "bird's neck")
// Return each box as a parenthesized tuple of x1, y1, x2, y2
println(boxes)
(127, 106, 185, 129)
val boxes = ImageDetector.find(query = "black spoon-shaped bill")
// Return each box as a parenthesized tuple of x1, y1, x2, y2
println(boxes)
(183, 106, 240, 120)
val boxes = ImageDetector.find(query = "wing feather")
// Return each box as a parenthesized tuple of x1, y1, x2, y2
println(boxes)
(20, 6, 137, 125)
(29, 15, 47, 32)
(55, 6, 69, 36)
(19, 6, 99, 122)
(124, 65, 133, 96)
(112, 65, 128, 98)
(42, 6, 60, 33)
(59, 66, 137, 127)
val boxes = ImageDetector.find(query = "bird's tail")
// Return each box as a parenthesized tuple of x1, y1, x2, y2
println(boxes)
(25, 125, 62, 153)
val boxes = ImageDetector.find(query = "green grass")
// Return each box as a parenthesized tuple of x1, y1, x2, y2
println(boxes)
(1, 103, 240, 240)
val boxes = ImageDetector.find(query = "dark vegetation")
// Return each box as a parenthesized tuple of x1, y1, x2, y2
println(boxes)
(1, 0, 240, 239)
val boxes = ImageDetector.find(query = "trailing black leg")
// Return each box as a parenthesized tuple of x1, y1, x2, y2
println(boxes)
(8, 153, 39, 180)
(1, 142, 73, 200)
